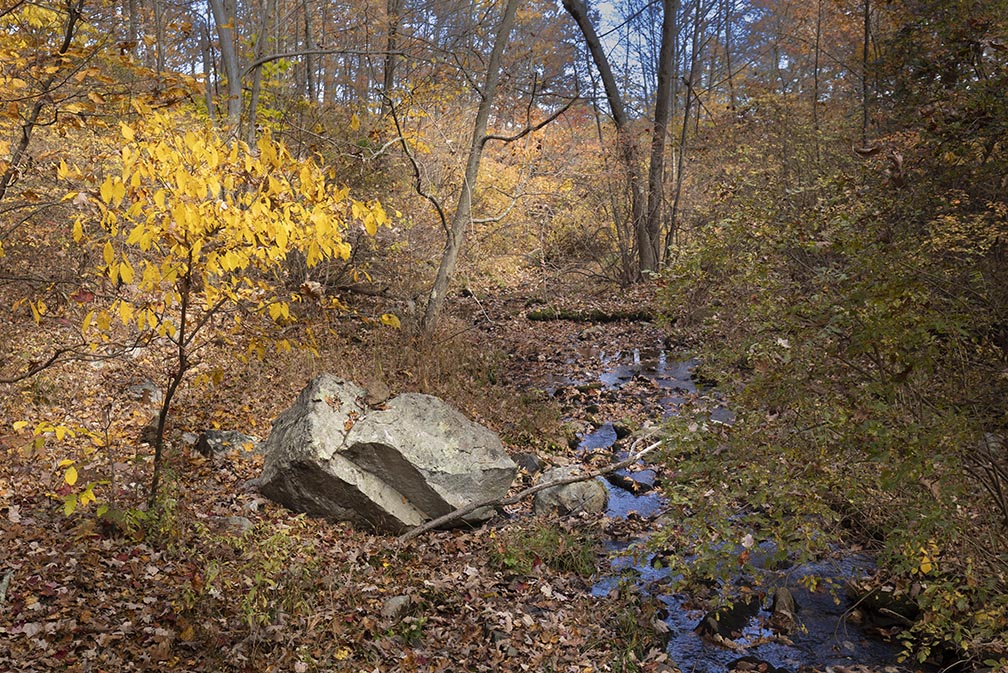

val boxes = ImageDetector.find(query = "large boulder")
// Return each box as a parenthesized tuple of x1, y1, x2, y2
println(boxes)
(258, 375, 517, 533)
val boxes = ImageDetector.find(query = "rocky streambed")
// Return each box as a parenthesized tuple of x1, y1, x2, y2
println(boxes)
(539, 339, 924, 673)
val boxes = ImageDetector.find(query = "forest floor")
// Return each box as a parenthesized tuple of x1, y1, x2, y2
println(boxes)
(1, 265, 689, 672)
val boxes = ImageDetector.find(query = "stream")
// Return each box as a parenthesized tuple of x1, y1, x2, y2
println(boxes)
(548, 342, 921, 673)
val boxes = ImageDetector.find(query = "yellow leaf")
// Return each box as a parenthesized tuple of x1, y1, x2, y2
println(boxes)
(57, 159, 69, 179)
(63, 494, 78, 516)
(126, 223, 145, 245)
(54, 425, 66, 441)
(79, 486, 96, 507)
(13, 421, 29, 431)
(118, 301, 134, 324)
(100, 176, 116, 204)
(58, 458, 74, 468)
(349, 113, 360, 131)
(380, 313, 401, 329)
(119, 258, 135, 283)
(121, 122, 134, 141)
(299, 164, 314, 197)
(103, 241, 114, 265)
(64, 465, 78, 486)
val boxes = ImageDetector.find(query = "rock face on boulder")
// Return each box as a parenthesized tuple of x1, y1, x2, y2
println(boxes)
(532, 466, 608, 515)
(258, 375, 517, 533)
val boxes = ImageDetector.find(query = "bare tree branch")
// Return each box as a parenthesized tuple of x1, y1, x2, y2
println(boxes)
(0, 0, 26, 20)
(243, 49, 405, 78)
(386, 94, 450, 234)
(483, 94, 579, 145)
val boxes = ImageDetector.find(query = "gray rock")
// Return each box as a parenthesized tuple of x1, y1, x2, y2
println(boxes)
(196, 429, 262, 457)
(768, 586, 799, 635)
(212, 515, 254, 535)
(126, 379, 163, 407)
(258, 375, 517, 534)
(380, 595, 411, 619)
(532, 466, 608, 516)
(513, 451, 543, 475)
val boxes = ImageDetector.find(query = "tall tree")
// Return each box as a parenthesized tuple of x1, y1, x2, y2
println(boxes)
(645, 0, 677, 268)
(420, 0, 522, 336)
(562, 0, 649, 275)
(208, 0, 242, 131)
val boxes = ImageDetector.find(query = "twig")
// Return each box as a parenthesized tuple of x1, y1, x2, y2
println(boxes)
(398, 438, 663, 542)
(0, 569, 12, 605)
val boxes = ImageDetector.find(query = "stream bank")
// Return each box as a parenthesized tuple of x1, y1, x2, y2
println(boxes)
(513, 318, 926, 673)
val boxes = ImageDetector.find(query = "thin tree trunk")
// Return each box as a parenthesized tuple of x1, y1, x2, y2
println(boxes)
(304, 0, 316, 100)
(382, 0, 401, 106)
(209, 0, 242, 132)
(664, 0, 700, 259)
(245, 0, 267, 145)
(125, 0, 139, 50)
(644, 0, 677, 271)
(201, 20, 215, 121)
(724, 0, 735, 109)
(813, 0, 822, 162)
(152, 0, 165, 73)
(861, 0, 870, 145)
(420, 0, 522, 337)
(563, 0, 649, 277)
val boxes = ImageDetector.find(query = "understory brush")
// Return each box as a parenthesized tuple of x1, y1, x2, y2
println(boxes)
(659, 105, 1008, 666)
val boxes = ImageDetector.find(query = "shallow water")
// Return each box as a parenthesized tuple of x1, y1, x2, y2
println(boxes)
(577, 345, 920, 673)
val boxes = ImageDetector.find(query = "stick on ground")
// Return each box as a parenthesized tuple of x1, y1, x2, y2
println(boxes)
(398, 438, 663, 542)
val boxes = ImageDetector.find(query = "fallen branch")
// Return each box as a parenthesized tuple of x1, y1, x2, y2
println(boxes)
(398, 438, 663, 542)
(526, 307, 653, 323)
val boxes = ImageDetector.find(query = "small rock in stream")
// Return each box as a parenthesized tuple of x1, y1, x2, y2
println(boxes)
(768, 586, 799, 635)
(533, 466, 608, 515)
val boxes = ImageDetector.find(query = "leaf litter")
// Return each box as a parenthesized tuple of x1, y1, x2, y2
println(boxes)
(1, 269, 680, 672)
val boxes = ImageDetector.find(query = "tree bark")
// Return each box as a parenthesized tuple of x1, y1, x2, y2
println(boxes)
(208, 0, 242, 133)
(563, 0, 650, 276)
(644, 0, 677, 271)
(861, 0, 870, 146)
(420, 0, 521, 337)
(125, 0, 139, 51)
(664, 0, 700, 259)
(200, 19, 215, 121)
(813, 0, 822, 162)
(382, 0, 401, 106)
(304, 0, 316, 100)
(724, 0, 735, 110)
(245, 0, 267, 145)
